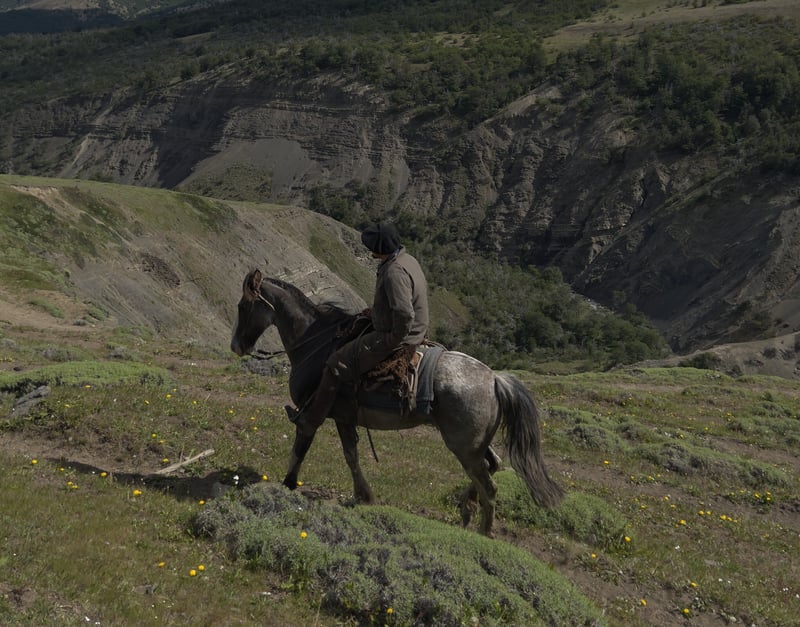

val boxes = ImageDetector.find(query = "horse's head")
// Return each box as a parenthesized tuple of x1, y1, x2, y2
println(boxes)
(230, 269, 276, 356)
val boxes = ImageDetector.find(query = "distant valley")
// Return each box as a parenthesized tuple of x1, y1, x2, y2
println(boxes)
(2, 0, 800, 371)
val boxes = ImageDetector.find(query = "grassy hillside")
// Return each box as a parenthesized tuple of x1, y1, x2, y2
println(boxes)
(544, 0, 800, 54)
(0, 305, 797, 624)
(0, 174, 382, 349)
(0, 175, 668, 370)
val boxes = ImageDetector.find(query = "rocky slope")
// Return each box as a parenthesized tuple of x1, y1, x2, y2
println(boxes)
(0, 176, 375, 353)
(5, 65, 800, 355)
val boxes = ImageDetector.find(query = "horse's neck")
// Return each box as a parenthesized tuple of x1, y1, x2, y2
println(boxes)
(261, 280, 317, 361)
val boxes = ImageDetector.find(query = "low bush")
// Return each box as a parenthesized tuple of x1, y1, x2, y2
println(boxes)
(195, 483, 606, 626)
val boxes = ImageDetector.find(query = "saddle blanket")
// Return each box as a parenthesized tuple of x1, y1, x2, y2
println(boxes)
(357, 344, 445, 415)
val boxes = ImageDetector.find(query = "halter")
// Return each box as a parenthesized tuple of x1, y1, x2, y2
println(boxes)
(245, 283, 279, 360)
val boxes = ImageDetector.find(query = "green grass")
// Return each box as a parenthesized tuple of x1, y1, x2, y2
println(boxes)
(0, 360, 171, 393)
(26, 298, 64, 319)
(0, 452, 325, 625)
(522, 366, 800, 624)
(0, 321, 798, 625)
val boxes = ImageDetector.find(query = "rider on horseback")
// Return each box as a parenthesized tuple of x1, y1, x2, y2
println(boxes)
(289, 222, 430, 435)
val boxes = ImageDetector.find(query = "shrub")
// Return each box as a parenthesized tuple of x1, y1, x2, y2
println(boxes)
(195, 483, 606, 626)
(495, 472, 629, 551)
(679, 352, 722, 370)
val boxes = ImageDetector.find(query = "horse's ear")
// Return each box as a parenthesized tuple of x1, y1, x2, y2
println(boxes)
(245, 269, 262, 299)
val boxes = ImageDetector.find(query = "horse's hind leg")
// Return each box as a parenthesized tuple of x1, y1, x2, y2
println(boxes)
(458, 484, 479, 528)
(335, 422, 374, 504)
(459, 446, 502, 528)
(456, 453, 498, 537)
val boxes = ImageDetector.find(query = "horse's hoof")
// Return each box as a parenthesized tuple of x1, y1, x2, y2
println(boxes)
(282, 475, 298, 490)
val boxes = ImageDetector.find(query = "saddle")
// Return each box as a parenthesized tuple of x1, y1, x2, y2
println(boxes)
(360, 344, 420, 415)
(333, 314, 444, 415)
(358, 342, 444, 416)
(285, 313, 444, 420)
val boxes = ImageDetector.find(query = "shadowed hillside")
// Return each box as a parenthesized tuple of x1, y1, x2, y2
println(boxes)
(0, 175, 375, 352)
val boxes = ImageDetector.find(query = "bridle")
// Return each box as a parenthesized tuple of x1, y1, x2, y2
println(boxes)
(244, 280, 280, 360)
(246, 282, 340, 362)
(254, 290, 275, 311)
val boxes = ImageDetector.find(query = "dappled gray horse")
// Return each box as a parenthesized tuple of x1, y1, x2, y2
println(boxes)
(231, 270, 563, 535)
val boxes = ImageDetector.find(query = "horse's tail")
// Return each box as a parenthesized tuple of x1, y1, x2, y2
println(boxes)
(495, 373, 564, 508)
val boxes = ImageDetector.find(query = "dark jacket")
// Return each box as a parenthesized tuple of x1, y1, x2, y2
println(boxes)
(371, 247, 429, 349)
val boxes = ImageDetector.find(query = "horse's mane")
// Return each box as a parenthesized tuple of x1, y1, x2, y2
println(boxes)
(264, 277, 318, 318)
(266, 277, 357, 321)
(260, 275, 358, 346)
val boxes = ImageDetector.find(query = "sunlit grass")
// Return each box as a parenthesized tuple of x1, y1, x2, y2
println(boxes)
(0, 452, 326, 625)
(2, 324, 798, 625)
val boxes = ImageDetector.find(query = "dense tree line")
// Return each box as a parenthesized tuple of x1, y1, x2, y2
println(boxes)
(555, 16, 800, 172)
(418, 247, 667, 370)
(0, 0, 605, 117)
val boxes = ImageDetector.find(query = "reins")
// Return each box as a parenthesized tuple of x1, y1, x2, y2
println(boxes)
(248, 290, 282, 360)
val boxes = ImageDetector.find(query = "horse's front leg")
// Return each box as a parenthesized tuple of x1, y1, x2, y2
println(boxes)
(335, 421, 374, 503)
(282, 425, 316, 490)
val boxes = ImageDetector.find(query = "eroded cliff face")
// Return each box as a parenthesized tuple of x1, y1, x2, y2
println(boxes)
(4, 69, 800, 351)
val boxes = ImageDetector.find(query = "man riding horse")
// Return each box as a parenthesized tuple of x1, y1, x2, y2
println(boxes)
(288, 222, 430, 437)
(232, 230, 563, 535)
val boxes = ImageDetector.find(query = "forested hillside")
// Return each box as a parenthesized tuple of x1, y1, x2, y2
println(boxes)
(2, 0, 800, 368)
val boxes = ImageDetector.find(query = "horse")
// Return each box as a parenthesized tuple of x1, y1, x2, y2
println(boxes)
(230, 269, 563, 536)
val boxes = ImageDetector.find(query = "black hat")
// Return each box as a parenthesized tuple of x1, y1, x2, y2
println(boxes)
(361, 223, 401, 255)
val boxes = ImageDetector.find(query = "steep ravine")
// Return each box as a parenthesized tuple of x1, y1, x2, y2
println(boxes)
(4, 70, 800, 353)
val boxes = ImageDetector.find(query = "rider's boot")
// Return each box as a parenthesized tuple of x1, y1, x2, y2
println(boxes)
(290, 366, 339, 436)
